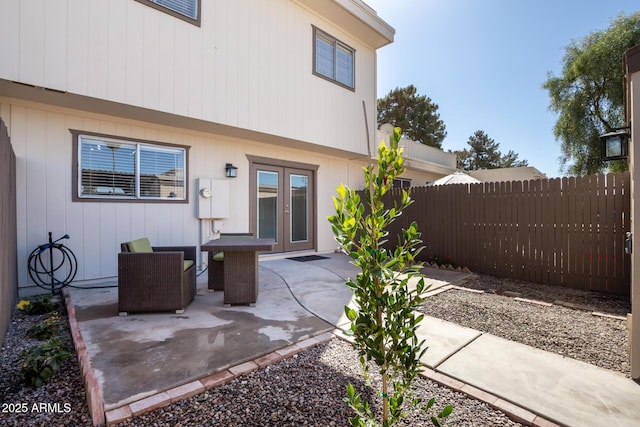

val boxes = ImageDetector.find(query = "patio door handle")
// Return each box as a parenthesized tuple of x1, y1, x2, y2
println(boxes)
(284, 204, 290, 214)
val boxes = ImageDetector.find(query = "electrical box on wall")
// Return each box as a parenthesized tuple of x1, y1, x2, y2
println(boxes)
(197, 178, 230, 219)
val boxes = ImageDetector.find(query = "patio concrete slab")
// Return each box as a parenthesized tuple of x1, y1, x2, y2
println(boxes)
(437, 333, 640, 427)
(417, 316, 481, 368)
(68, 265, 333, 410)
(262, 257, 357, 327)
(265, 253, 464, 328)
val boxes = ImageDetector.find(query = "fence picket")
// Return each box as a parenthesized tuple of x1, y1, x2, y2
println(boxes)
(540, 179, 550, 285)
(378, 171, 630, 296)
(604, 174, 614, 292)
(549, 178, 562, 284)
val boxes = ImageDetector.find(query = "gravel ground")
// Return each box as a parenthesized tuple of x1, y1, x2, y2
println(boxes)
(421, 274, 630, 376)
(114, 339, 522, 427)
(0, 304, 92, 427)
(0, 274, 631, 426)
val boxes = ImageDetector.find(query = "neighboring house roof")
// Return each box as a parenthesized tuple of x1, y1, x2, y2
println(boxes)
(430, 171, 481, 186)
(467, 166, 547, 183)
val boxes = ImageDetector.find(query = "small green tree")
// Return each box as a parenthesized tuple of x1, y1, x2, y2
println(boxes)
(328, 127, 452, 426)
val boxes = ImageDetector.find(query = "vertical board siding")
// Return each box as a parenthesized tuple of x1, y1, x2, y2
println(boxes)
(5, 100, 354, 288)
(378, 173, 631, 296)
(0, 0, 377, 157)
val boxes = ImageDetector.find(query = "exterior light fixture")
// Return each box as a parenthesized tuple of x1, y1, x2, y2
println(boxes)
(225, 163, 238, 178)
(600, 124, 631, 161)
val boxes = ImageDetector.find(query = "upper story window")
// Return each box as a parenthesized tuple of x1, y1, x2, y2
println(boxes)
(71, 131, 189, 203)
(313, 26, 355, 90)
(135, 0, 201, 26)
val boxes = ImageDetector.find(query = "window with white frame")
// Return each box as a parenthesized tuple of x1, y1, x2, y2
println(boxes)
(73, 131, 188, 202)
(135, 0, 200, 26)
(313, 26, 355, 90)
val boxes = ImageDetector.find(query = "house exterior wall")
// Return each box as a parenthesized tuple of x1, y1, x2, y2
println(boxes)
(0, 0, 395, 291)
(347, 159, 449, 189)
(1, 98, 354, 289)
(374, 124, 456, 186)
(0, 0, 381, 157)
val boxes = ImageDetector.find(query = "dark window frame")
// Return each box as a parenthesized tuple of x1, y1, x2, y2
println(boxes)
(70, 130, 190, 203)
(312, 26, 355, 91)
(135, 0, 201, 27)
(393, 178, 411, 189)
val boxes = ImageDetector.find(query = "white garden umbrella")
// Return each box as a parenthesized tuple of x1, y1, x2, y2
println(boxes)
(430, 171, 481, 186)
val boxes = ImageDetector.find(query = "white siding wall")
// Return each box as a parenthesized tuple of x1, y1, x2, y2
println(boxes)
(0, 0, 377, 157)
(3, 99, 350, 289)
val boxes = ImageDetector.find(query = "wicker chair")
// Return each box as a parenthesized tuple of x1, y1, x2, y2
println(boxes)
(118, 238, 196, 315)
(208, 233, 253, 292)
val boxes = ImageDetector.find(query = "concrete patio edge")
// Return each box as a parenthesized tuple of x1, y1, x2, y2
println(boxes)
(419, 367, 562, 427)
(62, 287, 105, 427)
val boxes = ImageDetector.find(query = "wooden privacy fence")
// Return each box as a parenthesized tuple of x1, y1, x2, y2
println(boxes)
(0, 118, 17, 345)
(381, 172, 631, 296)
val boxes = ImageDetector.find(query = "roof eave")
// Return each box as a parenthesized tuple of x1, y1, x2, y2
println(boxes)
(295, 0, 395, 48)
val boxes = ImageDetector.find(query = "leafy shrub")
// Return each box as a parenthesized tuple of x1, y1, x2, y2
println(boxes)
(20, 337, 70, 387)
(16, 295, 59, 315)
(25, 315, 61, 340)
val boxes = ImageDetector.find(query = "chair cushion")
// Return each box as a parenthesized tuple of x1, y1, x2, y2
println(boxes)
(128, 238, 153, 253)
(212, 234, 252, 262)
(184, 260, 194, 271)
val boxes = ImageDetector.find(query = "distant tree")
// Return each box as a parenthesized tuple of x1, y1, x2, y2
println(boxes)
(500, 149, 529, 169)
(454, 130, 528, 170)
(544, 13, 640, 175)
(377, 85, 447, 148)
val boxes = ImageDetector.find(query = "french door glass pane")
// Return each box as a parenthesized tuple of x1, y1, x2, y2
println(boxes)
(258, 171, 278, 241)
(290, 174, 308, 242)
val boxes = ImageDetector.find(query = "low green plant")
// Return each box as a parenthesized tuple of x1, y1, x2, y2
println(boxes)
(328, 126, 452, 426)
(20, 337, 70, 387)
(25, 315, 61, 340)
(17, 295, 59, 315)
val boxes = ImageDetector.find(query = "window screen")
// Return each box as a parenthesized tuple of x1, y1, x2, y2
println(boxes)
(77, 134, 187, 201)
(151, 0, 198, 20)
(139, 144, 185, 198)
(313, 27, 355, 89)
(315, 33, 335, 80)
(135, 0, 200, 25)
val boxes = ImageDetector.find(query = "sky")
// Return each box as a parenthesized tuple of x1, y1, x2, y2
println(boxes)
(364, 0, 639, 178)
